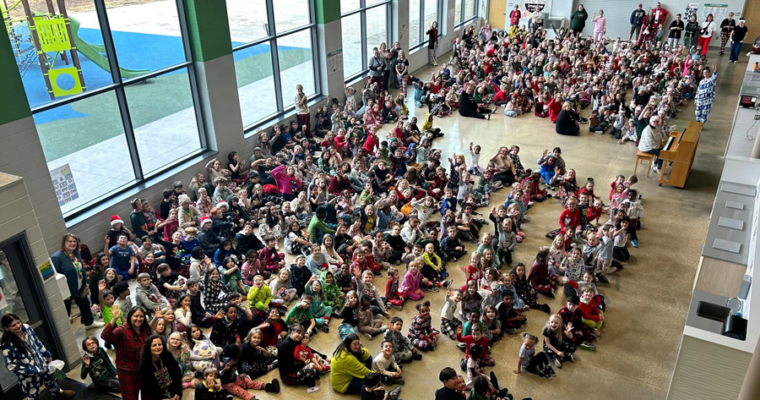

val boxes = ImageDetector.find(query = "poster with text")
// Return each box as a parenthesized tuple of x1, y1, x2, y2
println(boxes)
(50, 163, 78, 206)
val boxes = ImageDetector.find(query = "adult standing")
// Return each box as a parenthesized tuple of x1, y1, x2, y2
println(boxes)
(1, 314, 75, 400)
(330, 333, 373, 394)
(695, 64, 719, 123)
(140, 335, 183, 400)
(458, 84, 491, 120)
(530, 7, 543, 34)
(294, 84, 310, 136)
(101, 307, 152, 400)
(719, 12, 736, 56)
(509, 5, 521, 29)
(698, 14, 716, 56)
(651, 2, 669, 32)
(555, 102, 581, 136)
(629, 3, 646, 42)
(396, 50, 409, 95)
(426, 21, 439, 67)
(52, 233, 103, 330)
(368, 47, 386, 92)
(638, 115, 669, 173)
(277, 324, 318, 387)
(570, 4, 588, 36)
(592, 10, 606, 43)
(462, 26, 475, 49)
(489, 147, 516, 186)
(729, 19, 748, 63)
(684, 14, 700, 50)
(667, 14, 684, 49)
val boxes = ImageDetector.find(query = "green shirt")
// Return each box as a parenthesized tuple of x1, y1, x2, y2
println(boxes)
(102, 304, 122, 326)
(308, 215, 335, 242)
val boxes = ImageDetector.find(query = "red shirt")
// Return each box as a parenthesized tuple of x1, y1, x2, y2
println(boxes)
(559, 208, 581, 234)
(362, 134, 379, 155)
(548, 98, 562, 123)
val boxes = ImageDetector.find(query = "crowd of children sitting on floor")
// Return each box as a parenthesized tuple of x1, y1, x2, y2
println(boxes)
(60, 17, 685, 400)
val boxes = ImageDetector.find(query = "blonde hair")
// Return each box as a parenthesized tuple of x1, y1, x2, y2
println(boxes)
(544, 314, 564, 342)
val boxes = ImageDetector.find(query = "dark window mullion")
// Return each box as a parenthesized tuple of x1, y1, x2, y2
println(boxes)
(310, 25, 320, 95)
(93, 0, 142, 180)
(114, 86, 144, 181)
(270, 37, 284, 113)
(360, 8, 367, 71)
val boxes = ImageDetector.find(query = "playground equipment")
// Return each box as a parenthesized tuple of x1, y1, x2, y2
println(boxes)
(2, 0, 149, 101)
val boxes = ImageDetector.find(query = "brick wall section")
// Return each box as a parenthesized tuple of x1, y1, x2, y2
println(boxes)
(0, 174, 79, 366)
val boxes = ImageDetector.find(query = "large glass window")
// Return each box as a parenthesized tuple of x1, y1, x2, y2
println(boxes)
(14, 0, 204, 218)
(228, 0, 319, 131)
(409, 0, 442, 49)
(340, 0, 391, 81)
(455, 0, 479, 29)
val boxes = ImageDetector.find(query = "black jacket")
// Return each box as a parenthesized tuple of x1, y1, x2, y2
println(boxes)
(426, 28, 438, 49)
(234, 232, 265, 255)
(140, 352, 183, 400)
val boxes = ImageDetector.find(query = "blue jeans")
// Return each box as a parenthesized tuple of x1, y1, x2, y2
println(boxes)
(643, 148, 663, 169)
(729, 42, 743, 62)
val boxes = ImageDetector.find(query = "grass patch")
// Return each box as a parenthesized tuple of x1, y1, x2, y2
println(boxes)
(37, 48, 312, 161)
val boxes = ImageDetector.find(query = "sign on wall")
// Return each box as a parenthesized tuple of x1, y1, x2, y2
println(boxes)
(50, 163, 79, 206)
(684, 3, 699, 21)
(327, 49, 343, 74)
(702, 3, 729, 21)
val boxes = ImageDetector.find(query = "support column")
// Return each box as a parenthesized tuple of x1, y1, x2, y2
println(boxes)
(752, 125, 760, 159)
(183, 0, 243, 151)
(738, 336, 760, 399)
(315, 0, 344, 99)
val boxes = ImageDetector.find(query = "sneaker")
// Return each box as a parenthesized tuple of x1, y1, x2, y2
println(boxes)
(318, 324, 330, 333)
(389, 386, 402, 399)
(632, 239, 639, 248)
(85, 321, 105, 329)
(547, 366, 557, 377)
(506, 328, 518, 334)
(540, 371, 553, 380)
(443, 279, 453, 288)
(365, 333, 374, 340)
(460, 358, 467, 371)
(394, 378, 406, 385)
(553, 358, 562, 369)
(580, 342, 597, 351)
(373, 270, 383, 276)
(429, 285, 439, 292)
(411, 353, 423, 360)
(567, 353, 575, 362)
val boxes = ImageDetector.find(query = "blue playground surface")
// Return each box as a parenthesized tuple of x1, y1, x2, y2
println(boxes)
(22, 28, 291, 124)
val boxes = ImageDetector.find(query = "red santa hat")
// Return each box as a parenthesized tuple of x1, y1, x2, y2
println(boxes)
(110, 215, 123, 227)
(200, 216, 212, 227)
(217, 200, 229, 210)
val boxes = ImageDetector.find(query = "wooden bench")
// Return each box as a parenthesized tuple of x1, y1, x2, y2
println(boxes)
(634, 151, 655, 178)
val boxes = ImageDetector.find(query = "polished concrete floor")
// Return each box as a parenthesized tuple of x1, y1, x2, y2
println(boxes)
(67, 49, 746, 400)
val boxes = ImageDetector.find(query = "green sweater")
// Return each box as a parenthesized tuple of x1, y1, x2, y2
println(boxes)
(330, 348, 372, 393)
(247, 285, 273, 311)
(308, 215, 335, 242)
(80, 348, 117, 382)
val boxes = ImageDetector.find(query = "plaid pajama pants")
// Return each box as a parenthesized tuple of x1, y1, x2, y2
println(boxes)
(440, 317, 462, 340)
(119, 368, 141, 400)
(534, 274, 559, 295)
(297, 113, 311, 137)
(223, 375, 264, 400)
(720, 31, 730, 54)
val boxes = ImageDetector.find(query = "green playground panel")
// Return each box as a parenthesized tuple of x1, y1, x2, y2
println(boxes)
(34, 16, 72, 53)
(48, 66, 82, 96)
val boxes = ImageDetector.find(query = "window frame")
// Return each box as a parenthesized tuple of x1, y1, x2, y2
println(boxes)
(233, 0, 321, 135)
(409, 0, 444, 52)
(29, 0, 206, 221)
(341, 0, 392, 83)
(454, 0, 479, 30)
